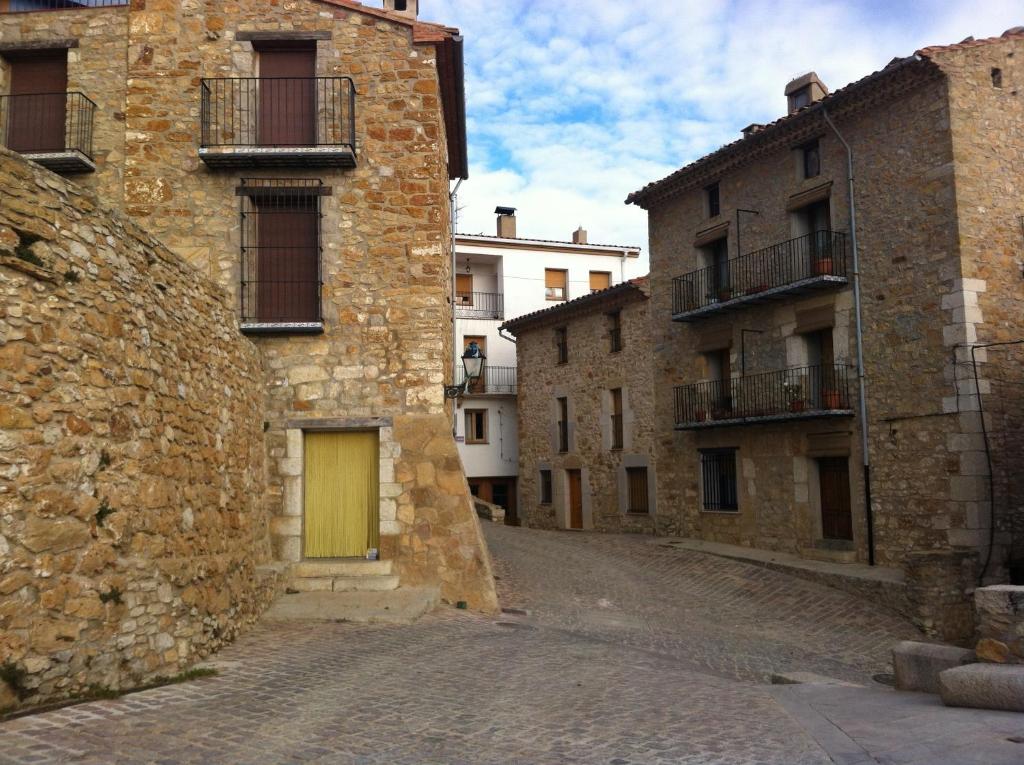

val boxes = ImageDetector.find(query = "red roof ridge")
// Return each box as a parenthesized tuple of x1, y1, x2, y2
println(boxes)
(314, 0, 460, 42)
(916, 27, 1024, 58)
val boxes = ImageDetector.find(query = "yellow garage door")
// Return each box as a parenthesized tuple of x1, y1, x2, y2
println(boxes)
(304, 431, 380, 559)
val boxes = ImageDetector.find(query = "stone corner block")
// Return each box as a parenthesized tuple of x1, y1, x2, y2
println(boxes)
(939, 663, 1024, 713)
(893, 641, 976, 694)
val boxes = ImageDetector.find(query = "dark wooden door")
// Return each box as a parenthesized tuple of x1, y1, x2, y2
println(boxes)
(258, 46, 315, 147)
(8, 52, 67, 153)
(567, 469, 583, 530)
(819, 457, 853, 541)
(256, 202, 319, 322)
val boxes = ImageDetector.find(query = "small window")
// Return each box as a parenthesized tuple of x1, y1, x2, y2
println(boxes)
(557, 397, 569, 453)
(465, 409, 488, 444)
(545, 268, 568, 301)
(802, 139, 821, 179)
(539, 469, 553, 504)
(626, 467, 649, 513)
(992, 68, 1003, 88)
(790, 86, 811, 110)
(395, 0, 408, 9)
(610, 388, 624, 450)
(608, 311, 623, 353)
(701, 449, 738, 511)
(705, 182, 721, 218)
(589, 271, 611, 293)
(555, 327, 568, 364)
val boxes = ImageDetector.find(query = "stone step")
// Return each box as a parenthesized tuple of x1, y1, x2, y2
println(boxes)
(292, 559, 393, 578)
(288, 574, 401, 593)
(263, 586, 441, 625)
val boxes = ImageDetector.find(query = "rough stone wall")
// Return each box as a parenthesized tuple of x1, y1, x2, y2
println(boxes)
(646, 71, 969, 572)
(1, 2, 496, 609)
(0, 148, 276, 711)
(937, 39, 1024, 577)
(0, 6, 128, 203)
(516, 294, 655, 533)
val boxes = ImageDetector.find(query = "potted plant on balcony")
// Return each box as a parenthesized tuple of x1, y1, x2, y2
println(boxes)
(717, 286, 734, 302)
(812, 257, 833, 276)
(783, 381, 805, 413)
(745, 283, 769, 296)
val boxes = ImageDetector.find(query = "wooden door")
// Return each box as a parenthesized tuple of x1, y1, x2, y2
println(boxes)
(455, 273, 473, 306)
(567, 469, 583, 530)
(819, 457, 853, 541)
(258, 45, 315, 147)
(8, 52, 67, 153)
(256, 199, 319, 322)
(304, 431, 380, 558)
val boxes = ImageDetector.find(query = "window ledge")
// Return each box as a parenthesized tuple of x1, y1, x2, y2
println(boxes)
(241, 322, 324, 335)
(700, 508, 740, 514)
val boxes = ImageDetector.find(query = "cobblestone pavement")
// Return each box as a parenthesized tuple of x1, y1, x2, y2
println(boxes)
(0, 526, 925, 765)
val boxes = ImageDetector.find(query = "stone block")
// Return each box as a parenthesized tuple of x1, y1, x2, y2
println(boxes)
(892, 640, 975, 694)
(975, 585, 1024, 664)
(939, 663, 1024, 713)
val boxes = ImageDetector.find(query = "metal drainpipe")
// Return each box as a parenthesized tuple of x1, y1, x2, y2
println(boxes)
(822, 107, 875, 566)
(450, 178, 463, 437)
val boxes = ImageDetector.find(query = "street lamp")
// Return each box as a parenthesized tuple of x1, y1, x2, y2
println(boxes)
(444, 343, 486, 399)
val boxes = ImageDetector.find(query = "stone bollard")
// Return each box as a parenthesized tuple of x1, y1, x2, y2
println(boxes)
(973, 585, 1024, 664)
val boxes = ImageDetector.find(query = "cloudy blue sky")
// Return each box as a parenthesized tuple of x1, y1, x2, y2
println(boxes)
(424, 1, 1022, 264)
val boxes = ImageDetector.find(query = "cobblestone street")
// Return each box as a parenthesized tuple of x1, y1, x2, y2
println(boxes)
(0, 525, 927, 764)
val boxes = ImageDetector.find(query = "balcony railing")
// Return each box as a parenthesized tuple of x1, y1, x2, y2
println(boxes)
(1, 0, 127, 10)
(199, 77, 356, 168)
(674, 363, 854, 429)
(455, 291, 504, 320)
(458, 365, 517, 395)
(672, 231, 849, 321)
(0, 92, 95, 173)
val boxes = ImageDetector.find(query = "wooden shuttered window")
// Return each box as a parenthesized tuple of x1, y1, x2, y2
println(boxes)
(610, 388, 624, 450)
(455, 273, 473, 306)
(589, 271, 611, 293)
(465, 409, 487, 444)
(539, 469, 552, 504)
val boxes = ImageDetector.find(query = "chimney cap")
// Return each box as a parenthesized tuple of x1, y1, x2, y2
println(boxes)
(494, 206, 517, 216)
(741, 123, 765, 138)
(784, 71, 827, 97)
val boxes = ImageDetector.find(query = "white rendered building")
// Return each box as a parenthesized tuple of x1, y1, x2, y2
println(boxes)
(454, 207, 642, 521)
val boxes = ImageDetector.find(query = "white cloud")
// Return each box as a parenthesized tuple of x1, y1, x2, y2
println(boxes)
(421, 0, 1023, 272)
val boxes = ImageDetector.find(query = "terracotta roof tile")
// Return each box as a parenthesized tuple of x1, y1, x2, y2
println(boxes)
(500, 276, 649, 335)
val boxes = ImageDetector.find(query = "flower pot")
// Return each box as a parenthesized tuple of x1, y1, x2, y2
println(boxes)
(789, 400, 806, 413)
(812, 258, 833, 276)
(745, 284, 768, 295)
(717, 289, 733, 302)
(822, 390, 843, 409)
(693, 409, 707, 422)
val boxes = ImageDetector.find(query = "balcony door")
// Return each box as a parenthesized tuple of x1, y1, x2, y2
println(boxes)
(803, 329, 835, 407)
(257, 43, 315, 147)
(7, 50, 67, 153)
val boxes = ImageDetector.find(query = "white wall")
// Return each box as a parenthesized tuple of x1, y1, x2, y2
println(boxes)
(454, 234, 644, 479)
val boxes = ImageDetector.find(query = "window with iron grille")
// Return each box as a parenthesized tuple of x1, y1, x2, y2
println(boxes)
(539, 469, 553, 504)
(557, 397, 569, 453)
(626, 466, 649, 513)
(608, 310, 623, 352)
(239, 178, 324, 328)
(705, 182, 720, 218)
(802, 139, 821, 179)
(610, 387, 624, 450)
(700, 448, 738, 511)
(555, 326, 568, 364)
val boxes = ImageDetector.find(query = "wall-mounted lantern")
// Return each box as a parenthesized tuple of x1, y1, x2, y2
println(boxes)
(444, 342, 486, 399)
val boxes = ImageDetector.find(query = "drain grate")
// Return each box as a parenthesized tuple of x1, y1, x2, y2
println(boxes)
(872, 673, 896, 686)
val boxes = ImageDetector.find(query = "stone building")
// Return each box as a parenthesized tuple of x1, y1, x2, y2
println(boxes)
(627, 29, 1024, 640)
(0, 0, 497, 707)
(501, 279, 654, 533)
(453, 208, 642, 523)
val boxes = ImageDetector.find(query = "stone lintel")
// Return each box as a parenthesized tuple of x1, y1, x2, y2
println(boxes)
(0, 39, 79, 54)
(237, 31, 333, 42)
(285, 417, 393, 431)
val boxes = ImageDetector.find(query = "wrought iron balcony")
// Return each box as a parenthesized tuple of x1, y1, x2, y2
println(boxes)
(0, 92, 95, 173)
(455, 291, 504, 320)
(672, 231, 849, 321)
(199, 77, 356, 168)
(1, 0, 127, 10)
(674, 363, 854, 429)
(457, 365, 517, 396)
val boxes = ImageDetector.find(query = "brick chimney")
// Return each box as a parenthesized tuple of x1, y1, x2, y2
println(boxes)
(784, 72, 828, 115)
(495, 206, 517, 239)
(572, 227, 587, 245)
(383, 0, 418, 19)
